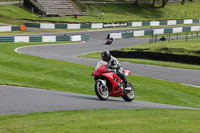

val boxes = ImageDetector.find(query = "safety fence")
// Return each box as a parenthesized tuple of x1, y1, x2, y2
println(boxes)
(0, 25, 24, 32)
(108, 25, 200, 39)
(0, 34, 89, 43)
(25, 22, 103, 29)
(24, 19, 200, 29)
(130, 19, 200, 27)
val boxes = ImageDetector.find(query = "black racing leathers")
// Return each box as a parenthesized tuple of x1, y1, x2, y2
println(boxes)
(106, 56, 128, 88)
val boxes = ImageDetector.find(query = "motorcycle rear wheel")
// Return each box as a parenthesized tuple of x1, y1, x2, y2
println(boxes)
(95, 81, 109, 100)
(122, 82, 135, 102)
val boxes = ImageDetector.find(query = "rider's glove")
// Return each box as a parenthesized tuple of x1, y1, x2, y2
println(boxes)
(105, 65, 113, 69)
(108, 66, 114, 69)
(105, 65, 109, 69)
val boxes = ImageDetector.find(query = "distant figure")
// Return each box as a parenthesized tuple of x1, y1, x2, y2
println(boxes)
(105, 38, 113, 45)
(160, 36, 166, 41)
(106, 34, 110, 39)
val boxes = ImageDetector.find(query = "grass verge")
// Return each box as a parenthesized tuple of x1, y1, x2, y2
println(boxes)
(80, 52, 200, 70)
(0, 42, 200, 108)
(79, 36, 200, 70)
(120, 36, 200, 56)
(0, 30, 38, 35)
(0, 109, 199, 133)
(87, 1, 200, 22)
(1, 1, 200, 24)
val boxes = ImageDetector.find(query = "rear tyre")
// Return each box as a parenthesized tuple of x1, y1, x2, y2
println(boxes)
(95, 81, 109, 100)
(122, 82, 135, 102)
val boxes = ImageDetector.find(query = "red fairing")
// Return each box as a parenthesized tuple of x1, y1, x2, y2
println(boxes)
(92, 64, 107, 76)
(122, 70, 131, 75)
(92, 64, 125, 97)
(92, 60, 134, 101)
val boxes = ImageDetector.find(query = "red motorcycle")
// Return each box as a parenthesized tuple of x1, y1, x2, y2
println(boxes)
(92, 60, 135, 102)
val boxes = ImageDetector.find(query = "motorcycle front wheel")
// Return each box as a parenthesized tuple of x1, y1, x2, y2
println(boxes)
(95, 81, 109, 100)
(122, 82, 135, 102)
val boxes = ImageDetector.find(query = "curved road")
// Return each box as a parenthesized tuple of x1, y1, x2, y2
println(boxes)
(17, 29, 200, 87)
(0, 28, 200, 115)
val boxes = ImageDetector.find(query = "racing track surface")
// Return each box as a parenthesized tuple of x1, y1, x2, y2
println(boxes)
(0, 85, 197, 115)
(16, 29, 200, 87)
(0, 29, 200, 115)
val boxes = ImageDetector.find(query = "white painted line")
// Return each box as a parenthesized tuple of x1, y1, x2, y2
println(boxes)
(0, 26, 12, 32)
(15, 42, 85, 54)
(180, 83, 200, 88)
(184, 19, 193, 24)
(71, 35, 81, 41)
(40, 23, 55, 29)
(132, 22, 142, 27)
(14, 36, 29, 43)
(68, 24, 81, 29)
(42, 36, 56, 42)
(91, 23, 103, 29)
(150, 21, 160, 26)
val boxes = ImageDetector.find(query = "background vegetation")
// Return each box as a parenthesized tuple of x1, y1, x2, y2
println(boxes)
(0, 1, 200, 24)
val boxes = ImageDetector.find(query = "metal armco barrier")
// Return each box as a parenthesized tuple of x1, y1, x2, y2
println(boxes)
(0, 26, 21, 32)
(108, 26, 200, 39)
(0, 34, 89, 43)
(24, 19, 200, 29)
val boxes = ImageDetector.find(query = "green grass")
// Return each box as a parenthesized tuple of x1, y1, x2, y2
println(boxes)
(0, 42, 200, 108)
(0, 42, 94, 95)
(0, 5, 38, 25)
(121, 36, 200, 56)
(0, 109, 199, 133)
(88, 1, 200, 22)
(0, 30, 37, 35)
(80, 52, 200, 70)
(80, 36, 200, 70)
(1, 1, 200, 24)
(119, 35, 200, 69)
(120, 58, 200, 70)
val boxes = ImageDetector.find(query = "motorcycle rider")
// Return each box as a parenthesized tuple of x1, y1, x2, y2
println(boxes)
(101, 50, 131, 91)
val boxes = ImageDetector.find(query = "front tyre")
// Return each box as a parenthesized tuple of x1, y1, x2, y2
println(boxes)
(122, 82, 135, 102)
(95, 81, 109, 100)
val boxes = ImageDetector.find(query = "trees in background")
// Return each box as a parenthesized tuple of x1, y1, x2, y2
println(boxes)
(135, 0, 170, 8)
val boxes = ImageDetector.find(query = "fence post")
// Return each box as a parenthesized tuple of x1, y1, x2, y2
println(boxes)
(168, 33, 171, 42)
(149, 36, 151, 43)
(32, 7, 34, 14)
(102, 13, 104, 21)
(185, 32, 188, 42)
(155, 34, 157, 43)
(152, 32, 154, 43)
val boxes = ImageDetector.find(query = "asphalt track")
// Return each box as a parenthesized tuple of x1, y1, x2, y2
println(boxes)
(0, 85, 197, 115)
(1, 28, 200, 115)
(16, 29, 200, 87)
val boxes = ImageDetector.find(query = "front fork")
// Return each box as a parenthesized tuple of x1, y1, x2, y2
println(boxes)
(96, 79, 107, 89)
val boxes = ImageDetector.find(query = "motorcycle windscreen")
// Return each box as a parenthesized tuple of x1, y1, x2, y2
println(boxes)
(95, 60, 107, 70)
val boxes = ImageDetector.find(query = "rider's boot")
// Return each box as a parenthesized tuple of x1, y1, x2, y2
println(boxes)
(118, 72, 132, 91)
(123, 77, 132, 91)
